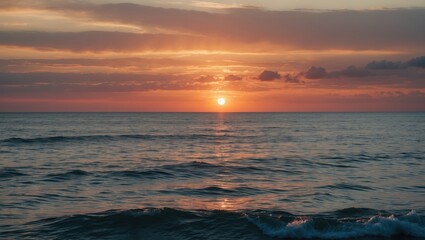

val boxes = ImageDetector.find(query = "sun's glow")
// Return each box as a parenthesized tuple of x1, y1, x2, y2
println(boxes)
(217, 97, 226, 106)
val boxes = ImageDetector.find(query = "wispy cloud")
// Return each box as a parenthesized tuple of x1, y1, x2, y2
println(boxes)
(1, 2, 425, 52)
(190, 1, 245, 9)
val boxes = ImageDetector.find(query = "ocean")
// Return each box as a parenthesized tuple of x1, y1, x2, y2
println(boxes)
(1, 113, 424, 239)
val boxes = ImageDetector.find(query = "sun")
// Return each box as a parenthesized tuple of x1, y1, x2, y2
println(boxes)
(217, 97, 226, 106)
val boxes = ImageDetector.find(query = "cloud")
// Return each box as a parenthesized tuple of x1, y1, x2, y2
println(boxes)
(302, 65, 372, 79)
(0, 72, 210, 94)
(224, 74, 242, 81)
(2, 2, 425, 52)
(0, 31, 212, 52)
(258, 70, 280, 81)
(66, 4, 425, 51)
(365, 60, 406, 70)
(407, 56, 425, 68)
(329, 56, 425, 78)
(299, 56, 425, 89)
(283, 73, 303, 83)
(306, 70, 425, 89)
(194, 75, 216, 82)
(190, 1, 245, 9)
(305, 66, 327, 79)
(364, 56, 425, 70)
(329, 66, 372, 78)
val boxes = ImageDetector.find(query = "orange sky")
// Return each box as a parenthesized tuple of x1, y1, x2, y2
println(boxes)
(0, 1, 424, 111)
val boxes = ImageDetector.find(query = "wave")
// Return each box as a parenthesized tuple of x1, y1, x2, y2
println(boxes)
(160, 161, 297, 177)
(162, 161, 263, 176)
(0, 168, 27, 179)
(159, 186, 270, 197)
(105, 161, 277, 180)
(108, 169, 174, 179)
(318, 183, 375, 191)
(249, 209, 425, 239)
(42, 169, 175, 182)
(0, 133, 235, 144)
(44, 170, 90, 182)
(37, 161, 307, 183)
(38, 161, 256, 182)
(2, 208, 424, 239)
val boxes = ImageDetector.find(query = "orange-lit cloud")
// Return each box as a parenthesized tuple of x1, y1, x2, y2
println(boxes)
(51, 3, 425, 51)
(1, 3, 425, 52)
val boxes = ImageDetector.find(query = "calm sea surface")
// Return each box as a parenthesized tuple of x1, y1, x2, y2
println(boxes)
(1, 113, 424, 239)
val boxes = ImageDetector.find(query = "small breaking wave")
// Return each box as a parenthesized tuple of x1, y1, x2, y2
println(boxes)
(249, 209, 425, 239)
(1, 208, 424, 240)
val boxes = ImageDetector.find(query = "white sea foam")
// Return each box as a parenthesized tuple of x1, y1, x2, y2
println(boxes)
(249, 210, 425, 239)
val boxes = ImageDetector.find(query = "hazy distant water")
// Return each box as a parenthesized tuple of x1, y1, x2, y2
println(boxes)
(1, 113, 424, 239)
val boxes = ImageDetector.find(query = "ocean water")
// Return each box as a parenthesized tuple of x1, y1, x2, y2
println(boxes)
(0, 112, 424, 239)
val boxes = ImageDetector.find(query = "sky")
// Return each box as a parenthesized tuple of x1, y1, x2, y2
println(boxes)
(0, 0, 424, 112)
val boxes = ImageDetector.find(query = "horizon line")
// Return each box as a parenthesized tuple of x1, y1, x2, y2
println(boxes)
(1, 111, 424, 114)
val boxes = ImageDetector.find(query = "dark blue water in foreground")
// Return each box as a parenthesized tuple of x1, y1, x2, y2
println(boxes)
(1, 113, 424, 239)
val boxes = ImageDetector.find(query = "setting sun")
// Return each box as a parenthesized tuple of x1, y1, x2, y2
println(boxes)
(217, 97, 226, 106)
